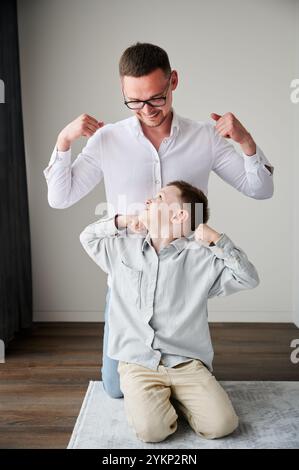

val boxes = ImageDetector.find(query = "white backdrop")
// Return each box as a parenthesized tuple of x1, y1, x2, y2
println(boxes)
(17, 0, 298, 323)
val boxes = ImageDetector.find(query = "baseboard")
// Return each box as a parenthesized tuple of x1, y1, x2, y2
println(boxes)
(209, 311, 293, 322)
(33, 310, 294, 323)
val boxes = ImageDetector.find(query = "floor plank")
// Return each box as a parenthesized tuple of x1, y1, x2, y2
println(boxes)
(0, 322, 298, 448)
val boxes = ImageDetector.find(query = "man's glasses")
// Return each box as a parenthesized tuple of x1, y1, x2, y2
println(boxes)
(123, 78, 171, 110)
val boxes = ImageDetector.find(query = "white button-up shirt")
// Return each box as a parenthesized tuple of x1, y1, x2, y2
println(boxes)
(79, 216, 259, 371)
(43, 108, 274, 213)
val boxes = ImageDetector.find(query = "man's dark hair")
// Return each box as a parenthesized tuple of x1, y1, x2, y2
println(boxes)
(119, 42, 171, 78)
(166, 180, 210, 231)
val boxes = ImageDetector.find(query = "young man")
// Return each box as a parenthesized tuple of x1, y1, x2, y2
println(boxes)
(44, 42, 273, 399)
(79, 180, 259, 443)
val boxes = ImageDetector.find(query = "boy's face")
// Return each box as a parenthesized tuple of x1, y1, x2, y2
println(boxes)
(139, 185, 184, 237)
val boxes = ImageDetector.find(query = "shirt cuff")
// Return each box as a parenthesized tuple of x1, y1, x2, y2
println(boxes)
(242, 145, 274, 175)
(43, 146, 72, 179)
(93, 215, 127, 237)
(208, 233, 236, 259)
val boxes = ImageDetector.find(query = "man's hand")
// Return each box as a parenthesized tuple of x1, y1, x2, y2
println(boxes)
(194, 223, 222, 245)
(115, 215, 147, 234)
(56, 114, 105, 151)
(211, 112, 256, 156)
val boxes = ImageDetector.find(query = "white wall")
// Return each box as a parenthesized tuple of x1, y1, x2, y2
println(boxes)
(17, 0, 297, 322)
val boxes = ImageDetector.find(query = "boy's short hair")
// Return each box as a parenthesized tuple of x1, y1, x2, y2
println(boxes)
(166, 180, 209, 231)
(119, 42, 171, 78)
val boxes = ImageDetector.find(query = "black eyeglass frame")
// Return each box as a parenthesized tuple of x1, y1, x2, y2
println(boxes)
(123, 76, 172, 110)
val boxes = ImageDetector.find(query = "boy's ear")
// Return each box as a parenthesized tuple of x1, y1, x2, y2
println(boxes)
(171, 209, 189, 225)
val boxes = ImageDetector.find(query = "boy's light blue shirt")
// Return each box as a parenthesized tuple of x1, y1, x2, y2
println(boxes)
(80, 216, 259, 371)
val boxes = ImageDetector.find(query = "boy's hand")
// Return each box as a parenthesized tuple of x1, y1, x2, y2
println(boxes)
(194, 223, 222, 245)
(115, 215, 146, 234)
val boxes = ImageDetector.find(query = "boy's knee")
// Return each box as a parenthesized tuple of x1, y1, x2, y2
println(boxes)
(197, 410, 239, 440)
(210, 411, 239, 439)
(135, 418, 177, 443)
(130, 407, 178, 443)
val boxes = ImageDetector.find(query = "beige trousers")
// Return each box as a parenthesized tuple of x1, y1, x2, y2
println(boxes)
(117, 358, 239, 443)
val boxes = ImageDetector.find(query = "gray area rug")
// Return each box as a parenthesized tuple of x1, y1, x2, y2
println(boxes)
(67, 381, 299, 449)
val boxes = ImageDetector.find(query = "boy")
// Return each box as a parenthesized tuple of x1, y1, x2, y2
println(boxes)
(80, 180, 259, 443)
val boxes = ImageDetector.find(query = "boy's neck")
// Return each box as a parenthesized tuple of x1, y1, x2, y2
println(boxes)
(146, 224, 190, 254)
(150, 235, 176, 254)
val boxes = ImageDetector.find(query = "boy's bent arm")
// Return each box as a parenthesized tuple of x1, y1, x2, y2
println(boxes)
(207, 233, 260, 298)
(79, 215, 126, 275)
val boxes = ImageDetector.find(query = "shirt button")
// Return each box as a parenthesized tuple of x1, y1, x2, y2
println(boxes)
(155, 179, 160, 184)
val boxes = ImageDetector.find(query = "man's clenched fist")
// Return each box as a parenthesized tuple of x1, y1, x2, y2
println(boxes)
(211, 112, 256, 156)
(57, 114, 104, 151)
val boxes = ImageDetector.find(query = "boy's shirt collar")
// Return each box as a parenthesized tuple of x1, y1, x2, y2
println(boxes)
(141, 231, 189, 254)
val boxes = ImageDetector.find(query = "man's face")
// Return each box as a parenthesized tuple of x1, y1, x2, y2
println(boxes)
(139, 185, 183, 236)
(121, 68, 178, 129)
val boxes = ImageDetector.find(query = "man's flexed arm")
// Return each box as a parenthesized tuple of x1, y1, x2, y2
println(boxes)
(210, 112, 274, 200)
(56, 113, 104, 151)
(43, 114, 105, 209)
(211, 112, 257, 156)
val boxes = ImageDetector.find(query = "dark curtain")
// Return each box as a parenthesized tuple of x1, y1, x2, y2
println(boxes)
(0, 0, 33, 345)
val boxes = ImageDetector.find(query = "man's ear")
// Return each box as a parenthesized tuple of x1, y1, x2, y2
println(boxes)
(171, 209, 189, 224)
(171, 70, 178, 91)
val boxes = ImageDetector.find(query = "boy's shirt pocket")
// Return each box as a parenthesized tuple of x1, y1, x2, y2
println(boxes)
(120, 259, 143, 309)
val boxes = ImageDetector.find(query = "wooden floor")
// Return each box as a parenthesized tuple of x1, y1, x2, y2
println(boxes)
(0, 322, 298, 449)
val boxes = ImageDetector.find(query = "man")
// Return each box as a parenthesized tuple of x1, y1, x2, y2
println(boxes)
(79, 180, 259, 442)
(43, 42, 274, 399)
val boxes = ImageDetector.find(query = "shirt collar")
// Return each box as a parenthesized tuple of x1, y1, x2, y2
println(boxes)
(141, 231, 189, 254)
(132, 107, 180, 138)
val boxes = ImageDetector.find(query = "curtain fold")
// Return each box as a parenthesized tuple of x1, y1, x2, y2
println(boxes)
(0, 0, 33, 345)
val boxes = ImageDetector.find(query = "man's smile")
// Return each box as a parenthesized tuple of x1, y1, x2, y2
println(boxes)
(143, 111, 160, 119)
